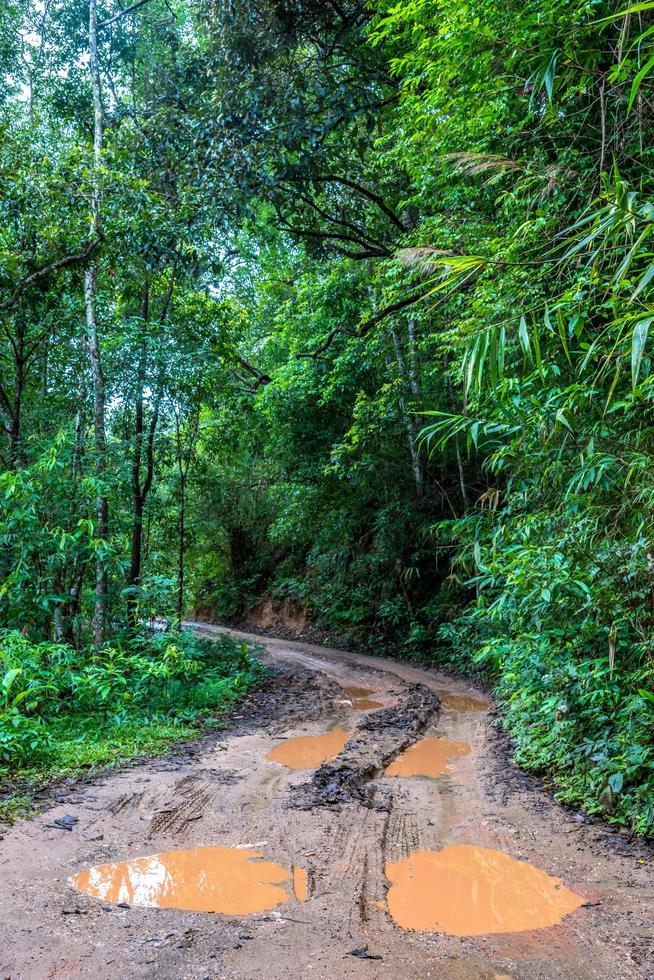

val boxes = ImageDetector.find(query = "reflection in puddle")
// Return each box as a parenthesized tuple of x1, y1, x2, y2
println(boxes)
(385, 845, 584, 935)
(266, 728, 349, 769)
(439, 691, 488, 712)
(342, 685, 384, 711)
(71, 846, 305, 915)
(385, 736, 470, 778)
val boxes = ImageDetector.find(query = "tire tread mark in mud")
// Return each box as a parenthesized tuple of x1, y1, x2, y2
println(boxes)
(357, 851, 370, 923)
(148, 776, 211, 838)
(107, 791, 145, 816)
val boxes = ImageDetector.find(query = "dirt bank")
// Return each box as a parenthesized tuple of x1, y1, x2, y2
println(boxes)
(0, 625, 653, 979)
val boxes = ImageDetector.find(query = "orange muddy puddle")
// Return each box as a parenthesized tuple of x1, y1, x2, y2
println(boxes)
(293, 865, 308, 901)
(438, 691, 489, 712)
(385, 736, 470, 778)
(266, 728, 349, 769)
(342, 685, 384, 711)
(385, 845, 584, 936)
(70, 846, 302, 915)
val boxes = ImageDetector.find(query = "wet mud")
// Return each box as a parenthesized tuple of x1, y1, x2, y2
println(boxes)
(341, 684, 385, 711)
(438, 691, 489, 712)
(293, 684, 440, 808)
(1, 622, 653, 980)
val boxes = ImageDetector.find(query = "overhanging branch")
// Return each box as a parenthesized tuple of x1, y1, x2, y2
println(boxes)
(296, 287, 431, 359)
(0, 237, 101, 311)
(285, 174, 407, 231)
(232, 356, 272, 393)
(98, 0, 154, 29)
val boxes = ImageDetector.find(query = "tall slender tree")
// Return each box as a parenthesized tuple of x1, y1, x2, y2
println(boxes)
(85, 0, 109, 647)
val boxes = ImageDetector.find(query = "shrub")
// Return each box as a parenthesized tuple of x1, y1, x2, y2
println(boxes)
(0, 628, 264, 767)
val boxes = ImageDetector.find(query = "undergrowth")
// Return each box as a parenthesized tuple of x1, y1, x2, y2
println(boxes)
(0, 628, 267, 821)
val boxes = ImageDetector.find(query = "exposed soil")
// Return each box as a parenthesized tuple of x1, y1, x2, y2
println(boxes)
(1, 624, 653, 979)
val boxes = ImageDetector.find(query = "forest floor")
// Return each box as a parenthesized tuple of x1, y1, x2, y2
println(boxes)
(1, 625, 653, 980)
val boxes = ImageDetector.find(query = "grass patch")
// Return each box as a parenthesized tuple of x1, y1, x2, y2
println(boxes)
(0, 628, 268, 822)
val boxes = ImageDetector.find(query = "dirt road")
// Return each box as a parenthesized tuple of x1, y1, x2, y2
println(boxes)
(1, 625, 653, 979)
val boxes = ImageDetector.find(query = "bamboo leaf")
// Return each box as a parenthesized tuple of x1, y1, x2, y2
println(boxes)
(631, 260, 654, 301)
(519, 315, 532, 360)
(631, 317, 654, 390)
(556, 311, 572, 366)
(533, 321, 543, 378)
(598, 2, 654, 21)
(489, 328, 498, 390)
(628, 54, 654, 113)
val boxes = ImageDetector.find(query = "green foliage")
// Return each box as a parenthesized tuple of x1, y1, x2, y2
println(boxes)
(3, 0, 654, 837)
(0, 628, 265, 770)
(377, 0, 654, 833)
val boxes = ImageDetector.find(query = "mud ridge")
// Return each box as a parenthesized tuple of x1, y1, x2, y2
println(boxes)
(291, 684, 440, 809)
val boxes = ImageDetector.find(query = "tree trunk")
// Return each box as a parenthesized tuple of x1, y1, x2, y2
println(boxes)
(176, 474, 186, 625)
(53, 566, 65, 641)
(127, 277, 172, 624)
(0, 319, 27, 469)
(407, 318, 421, 398)
(390, 326, 423, 494)
(127, 285, 149, 625)
(174, 407, 199, 625)
(86, 0, 109, 647)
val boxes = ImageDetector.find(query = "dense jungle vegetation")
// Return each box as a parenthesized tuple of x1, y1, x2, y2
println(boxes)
(2, 0, 654, 833)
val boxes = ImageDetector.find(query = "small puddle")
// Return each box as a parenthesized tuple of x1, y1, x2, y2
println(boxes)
(342, 685, 384, 711)
(70, 846, 306, 915)
(438, 691, 488, 712)
(385, 845, 584, 935)
(385, 736, 470, 778)
(293, 865, 308, 901)
(266, 728, 349, 769)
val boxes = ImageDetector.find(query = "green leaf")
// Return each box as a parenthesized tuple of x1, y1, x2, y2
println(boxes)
(608, 773, 624, 794)
(533, 321, 543, 378)
(598, 2, 654, 23)
(2, 668, 22, 692)
(631, 317, 654, 391)
(628, 54, 654, 113)
(631, 261, 654, 301)
(518, 315, 532, 360)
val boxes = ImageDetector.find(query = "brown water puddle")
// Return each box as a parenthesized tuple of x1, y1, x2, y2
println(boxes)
(70, 846, 306, 915)
(293, 865, 308, 901)
(438, 691, 489, 712)
(385, 845, 584, 936)
(266, 728, 349, 769)
(385, 736, 470, 778)
(342, 685, 384, 711)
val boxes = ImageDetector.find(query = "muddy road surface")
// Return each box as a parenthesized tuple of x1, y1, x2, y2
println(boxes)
(1, 625, 653, 979)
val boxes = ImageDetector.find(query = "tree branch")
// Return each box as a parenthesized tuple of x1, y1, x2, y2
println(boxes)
(285, 174, 407, 231)
(0, 237, 101, 311)
(0, 378, 13, 420)
(98, 0, 154, 29)
(283, 186, 391, 252)
(277, 221, 390, 257)
(232, 356, 272, 393)
(296, 287, 431, 359)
